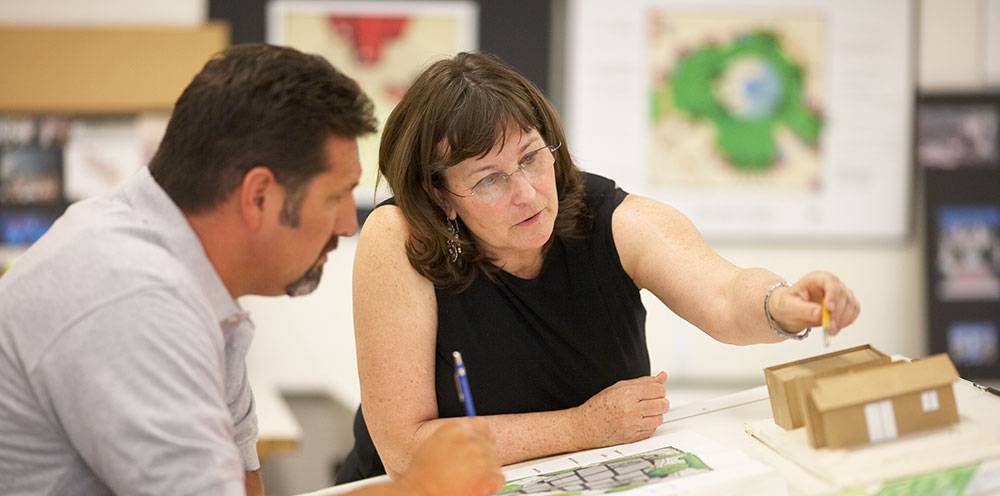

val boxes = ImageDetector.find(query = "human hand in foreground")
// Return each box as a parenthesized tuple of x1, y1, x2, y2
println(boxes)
(770, 271, 861, 335)
(396, 419, 505, 496)
(573, 372, 669, 450)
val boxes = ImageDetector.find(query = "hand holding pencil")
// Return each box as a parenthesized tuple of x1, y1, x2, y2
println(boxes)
(768, 271, 861, 343)
(382, 352, 502, 496)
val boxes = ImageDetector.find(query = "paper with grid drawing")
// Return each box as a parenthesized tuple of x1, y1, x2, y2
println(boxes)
(498, 430, 781, 495)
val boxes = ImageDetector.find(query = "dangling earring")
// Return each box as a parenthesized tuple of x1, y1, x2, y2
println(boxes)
(446, 217, 462, 263)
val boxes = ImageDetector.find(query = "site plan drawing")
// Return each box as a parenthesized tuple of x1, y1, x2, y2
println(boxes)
(498, 445, 710, 494)
(497, 430, 778, 495)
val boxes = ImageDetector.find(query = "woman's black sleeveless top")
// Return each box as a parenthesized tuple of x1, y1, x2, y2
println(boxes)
(336, 173, 649, 483)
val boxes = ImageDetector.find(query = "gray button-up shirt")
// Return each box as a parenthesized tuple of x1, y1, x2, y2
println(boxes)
(0, 167, 258, 495)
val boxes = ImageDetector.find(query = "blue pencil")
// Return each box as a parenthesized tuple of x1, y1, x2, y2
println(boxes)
(452, 351, 477, 417)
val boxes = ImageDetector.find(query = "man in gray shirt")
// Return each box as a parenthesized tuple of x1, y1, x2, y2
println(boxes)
(0, 44, 502, 496)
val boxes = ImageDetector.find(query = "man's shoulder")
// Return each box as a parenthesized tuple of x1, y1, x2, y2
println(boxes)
(0, 200, 206, 342)
(14, 193, 190, 278)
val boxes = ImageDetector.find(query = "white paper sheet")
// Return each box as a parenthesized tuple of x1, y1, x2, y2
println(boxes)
(499, 430, 782, 495)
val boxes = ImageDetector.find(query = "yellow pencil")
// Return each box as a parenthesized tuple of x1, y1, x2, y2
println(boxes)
(821, 303, 831, 348)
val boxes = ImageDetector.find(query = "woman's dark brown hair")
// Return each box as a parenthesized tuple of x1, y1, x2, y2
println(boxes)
(378, 52, 589, 289)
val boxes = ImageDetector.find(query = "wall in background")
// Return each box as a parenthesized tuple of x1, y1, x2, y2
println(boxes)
(0, 0, 205, 25)
(244, 0, 995, 407)
(1, 1, 993, 493)
(1, 0, 992, 403)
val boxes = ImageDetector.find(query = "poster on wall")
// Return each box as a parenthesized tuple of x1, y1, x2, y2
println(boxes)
(917, 103, 999, 170)
(268, 0, 478, 207)
(63, 115, 168, 202)
(647, 12, 825, 191)
(947, 321, 999, 369)
(0, 117, 67, 207)
(0, 117, 68, 246)
(0, 114, 167, 249)
(566, 0, 913, 240)
(934, 205, 1000, 302)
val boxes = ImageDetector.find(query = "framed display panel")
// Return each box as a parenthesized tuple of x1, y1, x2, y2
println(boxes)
(565, 0, 914, 240)
(0, 113, 170, 248)
(267, 0, 478, 208)
(919, 93, 1000, 380)
(0, 24, 226, 251)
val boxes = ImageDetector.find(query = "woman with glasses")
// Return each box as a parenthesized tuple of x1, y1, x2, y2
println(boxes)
(337, 52, 861, 484)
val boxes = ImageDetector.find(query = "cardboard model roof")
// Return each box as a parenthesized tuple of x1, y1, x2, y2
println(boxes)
(810, 354, 959, 412)
(766, 345, 889, 381)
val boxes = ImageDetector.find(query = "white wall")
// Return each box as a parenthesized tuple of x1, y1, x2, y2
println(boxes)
(919, 0, 987, 89)
(244, 0, 991, 402)
(244, 237, 364, 405)
(0, 0, 205, 26)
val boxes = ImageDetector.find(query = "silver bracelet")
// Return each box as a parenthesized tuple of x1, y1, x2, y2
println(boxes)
(764, 281, 811, 340)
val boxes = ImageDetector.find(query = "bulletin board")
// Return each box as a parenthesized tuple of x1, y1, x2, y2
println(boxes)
(0, 24, 228, 249)
(268, 0, 478, 207)
(919, 92, 1000, 380)
(565, 0, 915, 241)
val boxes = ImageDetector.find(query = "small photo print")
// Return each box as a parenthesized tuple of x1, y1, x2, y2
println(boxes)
(0, 116, 70, 149)
(63, 118, 148, 201)
(936, 205, 1000, 301)
(948, 321, 999, 367)
(0, 117, 35, 146)
(917, 103, 999, 169)
(0, 116, 70, 206)
(0, 144, 63, 205)
(0, 209, 58, 245)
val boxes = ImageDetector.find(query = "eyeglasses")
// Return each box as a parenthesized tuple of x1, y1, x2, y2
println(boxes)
(444, 142, 561, 204)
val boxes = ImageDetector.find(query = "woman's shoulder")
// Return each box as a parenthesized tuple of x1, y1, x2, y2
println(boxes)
(359, 202, 409, 248)
(581, 171, 618, 195)
(580, 171, 627, 218)
(356, 202, 438, 293)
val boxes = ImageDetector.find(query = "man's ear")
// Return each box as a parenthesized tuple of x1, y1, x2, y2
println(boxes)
(239, 166, 280, 230)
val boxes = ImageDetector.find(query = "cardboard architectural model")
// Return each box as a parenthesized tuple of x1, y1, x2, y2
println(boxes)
(766, 346, 961, 449)
(803, 354, 960, 448)
(765, 345, 891, 430)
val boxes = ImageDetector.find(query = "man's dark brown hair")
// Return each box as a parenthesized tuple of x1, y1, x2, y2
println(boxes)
(150, 43, 376, 225)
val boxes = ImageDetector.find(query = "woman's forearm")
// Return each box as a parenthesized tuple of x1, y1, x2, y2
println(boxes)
(724, 267, 788, 345)
(385, 407, 583, 476)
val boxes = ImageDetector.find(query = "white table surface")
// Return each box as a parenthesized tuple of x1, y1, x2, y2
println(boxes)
(298, 379, 1000, 496)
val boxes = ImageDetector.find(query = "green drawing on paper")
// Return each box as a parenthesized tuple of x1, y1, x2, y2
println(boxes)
(837, 463, 980, 496)
(497, 446, 711, 495)
(653, 31, 822, 171)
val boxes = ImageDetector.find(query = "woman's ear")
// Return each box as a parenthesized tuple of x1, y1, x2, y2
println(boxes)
(432, 188, 458, 220)
(425, 176, 458, 220)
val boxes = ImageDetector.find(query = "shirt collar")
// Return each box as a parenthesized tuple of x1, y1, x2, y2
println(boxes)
(123, 167, 244, 325)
